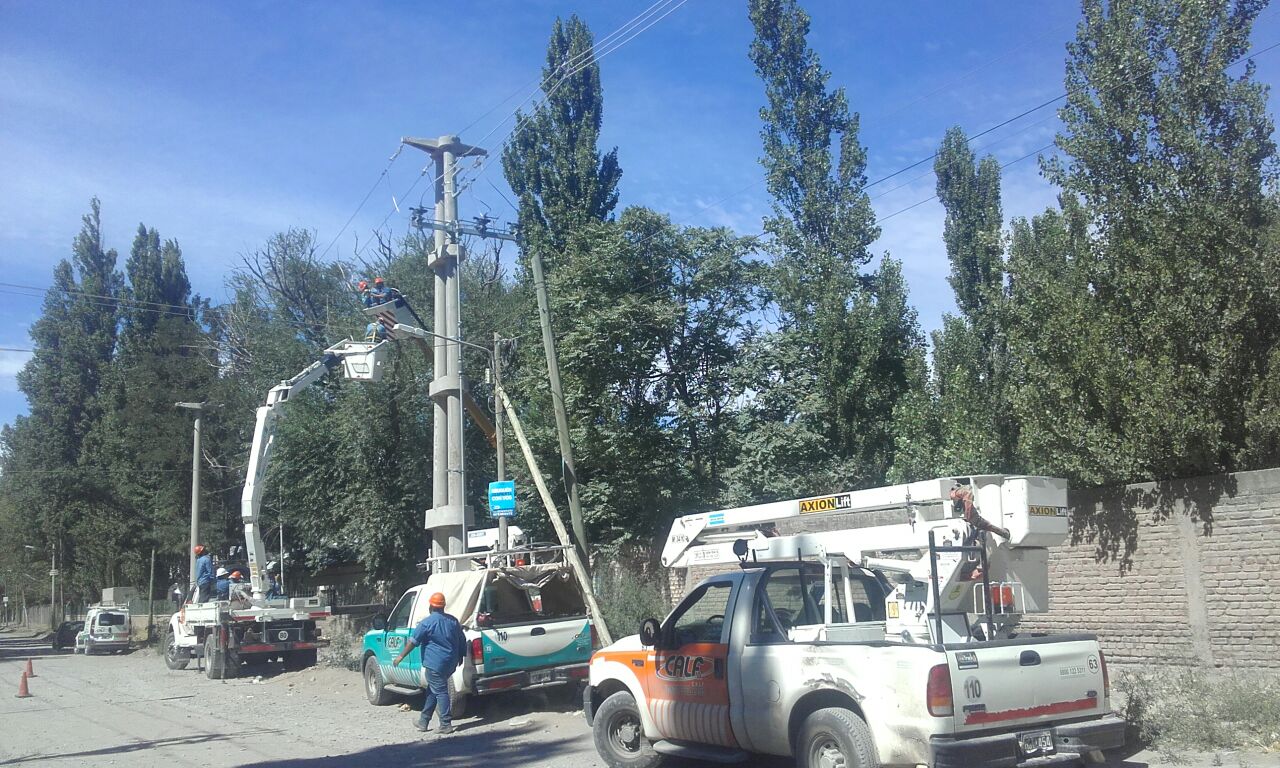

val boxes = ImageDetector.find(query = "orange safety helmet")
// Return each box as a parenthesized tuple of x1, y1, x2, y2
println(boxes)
(193, 544, 205, 555)
(357, 280, 368, 290)
(374, 276, 385, 285)
(428, 592, 446, 609)
(230, 570, 243, 580)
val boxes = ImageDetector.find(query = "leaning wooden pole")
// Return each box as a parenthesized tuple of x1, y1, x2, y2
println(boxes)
(496, 384, 613, 645)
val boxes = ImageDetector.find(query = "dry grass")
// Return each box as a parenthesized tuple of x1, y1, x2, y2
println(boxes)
(1116, 667, 1280, 757)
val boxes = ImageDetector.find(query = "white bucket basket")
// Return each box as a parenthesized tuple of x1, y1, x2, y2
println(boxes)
(330, 340, 390, 382)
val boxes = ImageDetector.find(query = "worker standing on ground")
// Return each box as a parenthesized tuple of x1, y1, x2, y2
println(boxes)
(194, 545, 215, 603)
(391, 592, 466, 735)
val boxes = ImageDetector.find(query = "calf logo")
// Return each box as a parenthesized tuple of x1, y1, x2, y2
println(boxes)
(656, 654, 714, 681)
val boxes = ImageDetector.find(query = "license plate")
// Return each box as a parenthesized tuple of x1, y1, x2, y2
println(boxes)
(1019, 729, 1055, 756)
(529, 670, 552, 685)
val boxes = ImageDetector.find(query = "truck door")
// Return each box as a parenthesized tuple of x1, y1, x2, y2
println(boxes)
(647, 579, 739, 747)
(381, 589, 419, 686)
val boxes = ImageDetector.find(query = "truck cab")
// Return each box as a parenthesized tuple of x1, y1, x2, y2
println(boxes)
(361, 553, 594, 715)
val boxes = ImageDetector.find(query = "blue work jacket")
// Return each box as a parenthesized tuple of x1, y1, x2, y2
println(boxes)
(196, 554, 215, 586)
(409, 611, 467, 675)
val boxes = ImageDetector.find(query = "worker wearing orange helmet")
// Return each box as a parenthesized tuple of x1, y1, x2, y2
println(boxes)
(393, 591, 467, 734)
(193, 544, 215, 603)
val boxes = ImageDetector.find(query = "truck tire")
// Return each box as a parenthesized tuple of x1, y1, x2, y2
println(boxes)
(592, 691, 660, 768)
(364, 656, 392, 706)
(448, 677, 468, 720)
(163, 626, 189, 671)
(797, 707, 878, 768)
(84, 639, 95, 656)
(205, 634, 226, 680)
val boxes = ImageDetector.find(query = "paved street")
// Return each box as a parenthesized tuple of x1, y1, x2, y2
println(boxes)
(1, 628, 1275, 768)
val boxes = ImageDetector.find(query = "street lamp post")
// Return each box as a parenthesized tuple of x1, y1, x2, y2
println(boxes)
(23, 545, 55, 630)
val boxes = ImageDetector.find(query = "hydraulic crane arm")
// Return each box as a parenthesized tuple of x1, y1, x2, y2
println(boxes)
(240, 340, 389, 600)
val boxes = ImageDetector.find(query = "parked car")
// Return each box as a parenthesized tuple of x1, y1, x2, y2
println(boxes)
(77, 605, 132, 655)
(51, 620, 85, 651)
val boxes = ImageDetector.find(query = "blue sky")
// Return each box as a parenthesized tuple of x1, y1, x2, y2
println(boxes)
(3, 1, 1280, 430)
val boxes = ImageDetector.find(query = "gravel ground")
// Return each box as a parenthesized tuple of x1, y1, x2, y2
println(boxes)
(0, 627, 600, 768)
(1, 626, 1275, 768)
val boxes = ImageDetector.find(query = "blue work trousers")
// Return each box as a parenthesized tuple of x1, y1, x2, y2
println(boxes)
(418, 667, 452, 729)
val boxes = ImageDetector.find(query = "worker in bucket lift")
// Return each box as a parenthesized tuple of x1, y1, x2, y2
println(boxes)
(357, 279, 372, 307)
(949, 483, 1011, 540)
(194, 544, 215, 603)
(392, 591, 467, 735)
(367, 276, 400, 306)
(365, 321, 388, 342)
(214, 567, 231, 600)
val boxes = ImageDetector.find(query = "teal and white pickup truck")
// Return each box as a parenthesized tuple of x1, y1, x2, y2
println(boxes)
(361, 558, 595, 715)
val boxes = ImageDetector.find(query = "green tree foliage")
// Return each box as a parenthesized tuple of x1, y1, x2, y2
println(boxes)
(501, 14, 622, 257)
(929, 127, 1016, 473)
(1036, 0, 1279, 482)
(741, 0, 924, 494)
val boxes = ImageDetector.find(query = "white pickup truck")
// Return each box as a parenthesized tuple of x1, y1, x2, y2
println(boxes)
(584, 475, 1126, 768)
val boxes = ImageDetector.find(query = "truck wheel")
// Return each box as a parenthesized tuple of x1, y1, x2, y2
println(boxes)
(163, 627, 189, 671)
(364, 656, 392, 706)
(592, 691, 659, 768)
(205, 634, 229, 680)
(84, 639, 95, 656)
(797, 707, 878, 768)
(448, 677, 468, 720)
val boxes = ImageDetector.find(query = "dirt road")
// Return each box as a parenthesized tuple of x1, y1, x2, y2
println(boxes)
(1, 627, 1275, 768)
(0, 628, 600, 768)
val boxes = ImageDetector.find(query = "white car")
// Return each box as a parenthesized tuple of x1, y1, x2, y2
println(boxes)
(77, 606, 132, 655)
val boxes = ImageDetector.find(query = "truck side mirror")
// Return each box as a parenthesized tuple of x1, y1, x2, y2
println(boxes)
(372, 615, 387, 631)
(639, 618, 660, 647)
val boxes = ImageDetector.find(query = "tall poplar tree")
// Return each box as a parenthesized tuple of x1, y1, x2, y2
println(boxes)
(737, 0, 923, 495)
(1045, 0, 1278, 481)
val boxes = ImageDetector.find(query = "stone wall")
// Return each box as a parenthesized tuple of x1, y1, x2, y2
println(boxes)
(667, 468, 1280, 670)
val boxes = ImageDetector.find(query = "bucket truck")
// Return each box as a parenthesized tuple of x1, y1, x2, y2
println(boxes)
(163, 339, 390, 679)
(585, 475, 1126, 768)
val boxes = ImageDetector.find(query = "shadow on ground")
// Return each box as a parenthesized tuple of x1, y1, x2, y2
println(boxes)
(0, 730, 282, 765)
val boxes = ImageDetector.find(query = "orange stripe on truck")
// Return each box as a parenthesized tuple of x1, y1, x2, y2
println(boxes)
(963, 696, 1097, 725)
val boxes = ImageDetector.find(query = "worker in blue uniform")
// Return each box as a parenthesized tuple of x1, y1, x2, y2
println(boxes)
(392, 592, 467, 734)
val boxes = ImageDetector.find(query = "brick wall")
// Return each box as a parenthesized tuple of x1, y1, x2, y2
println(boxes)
(1026, 467, 1280, 670)
(668, 468, 1280, 670)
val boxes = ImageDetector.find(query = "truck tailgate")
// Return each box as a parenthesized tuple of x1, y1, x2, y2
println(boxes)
(946, 635, 1108, 734)
(481, 618, 592, 675)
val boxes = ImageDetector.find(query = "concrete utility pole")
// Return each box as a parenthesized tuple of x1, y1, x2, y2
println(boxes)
(528, 249, 589, 562)
(176, 402, 206, 588)
(493, 333, 508, 552)
(403, 135, 486, 569)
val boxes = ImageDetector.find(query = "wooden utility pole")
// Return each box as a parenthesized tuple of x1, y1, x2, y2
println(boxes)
(146, 547, 156, 642)
(528, 249, 589, 564)
(496, 384, 612, 645)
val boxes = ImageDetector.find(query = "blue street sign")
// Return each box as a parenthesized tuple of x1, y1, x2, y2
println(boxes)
(488, 480, 517, 518)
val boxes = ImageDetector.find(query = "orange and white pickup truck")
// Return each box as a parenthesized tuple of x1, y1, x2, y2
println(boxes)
(586, 476, 1126, 762)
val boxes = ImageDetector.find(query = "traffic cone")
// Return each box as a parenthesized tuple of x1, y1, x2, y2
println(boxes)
(23, 658, 35, 678)
(15, 671, 32, 698)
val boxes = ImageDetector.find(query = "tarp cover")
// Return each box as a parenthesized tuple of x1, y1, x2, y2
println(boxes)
(409, 564, 575, 628)
(410, 570, 487, 627)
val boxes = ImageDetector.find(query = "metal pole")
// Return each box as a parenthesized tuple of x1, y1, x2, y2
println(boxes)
(279, 523, 285, 596)
(494, 333, 508, 552)
(50, 550, 56, 631)
(176, 403, 204, 587)
(146, 547, 156, 642)
(528, 249, 589, 563)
